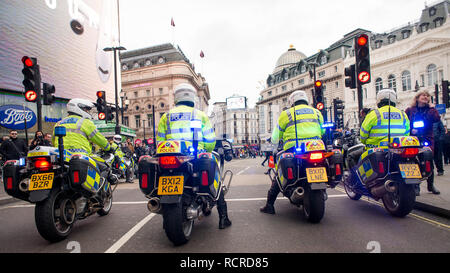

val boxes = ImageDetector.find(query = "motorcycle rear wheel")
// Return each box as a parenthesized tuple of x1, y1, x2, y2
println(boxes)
(35, 188, 74, 242)
(303, 188, 325, 223)
(162, 203, 193, 246)
(343, 172, 362, 200)
(382, 182, 416, 217)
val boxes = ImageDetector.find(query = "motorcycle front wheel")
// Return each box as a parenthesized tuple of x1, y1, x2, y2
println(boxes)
(35, 187, 74, 242)
(382, 181, 416, 217)
(162, 202, 193, 246)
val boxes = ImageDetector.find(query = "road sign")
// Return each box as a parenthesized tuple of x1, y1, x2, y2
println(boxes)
(436, 104, 446, 114)
(358, 71, 370, 83)
(25, 90, 37, 102)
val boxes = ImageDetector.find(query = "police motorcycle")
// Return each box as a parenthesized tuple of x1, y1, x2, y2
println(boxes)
(138, 121, 234, 246)
(2, 127, 118, 242)
(108, 137, 134, 183)
(343, 118, 433, 217)
(267, 119, 344, 223)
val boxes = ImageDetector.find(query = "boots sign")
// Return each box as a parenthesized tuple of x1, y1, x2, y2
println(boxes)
(0, 105, 37, 130)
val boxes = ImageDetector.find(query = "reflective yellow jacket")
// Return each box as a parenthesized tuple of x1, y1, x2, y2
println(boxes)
(157, 105, 216, 152)
(271, 104, 325, 150)
(360, 106, 410, 148)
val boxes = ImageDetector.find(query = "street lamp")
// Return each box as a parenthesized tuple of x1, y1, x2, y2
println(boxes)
(103, 46, 126, 134)
(119, 90, 129, 125)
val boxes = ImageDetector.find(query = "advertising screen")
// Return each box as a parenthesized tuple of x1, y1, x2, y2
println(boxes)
(226, 96, 246, 110)
(0, 0, 119, 103)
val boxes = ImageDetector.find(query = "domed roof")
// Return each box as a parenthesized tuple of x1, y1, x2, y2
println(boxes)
(273, 45, 306, 74)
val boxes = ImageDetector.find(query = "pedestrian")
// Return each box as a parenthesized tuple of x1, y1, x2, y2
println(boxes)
(0, 130, 28, 160)
(444, 126, 450, 165)
(433, 120, 445, 176)
(126, 138, 135, 154)
(261, 151, 271, 166)
(405, 90, 440, 194)
(29, 131, 51, 150)
(44, 133, 52, 146)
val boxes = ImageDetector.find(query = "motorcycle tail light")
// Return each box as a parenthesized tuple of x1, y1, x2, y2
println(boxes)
(34, 157, 52, 171)
(425, 161, 431, 172)
(401, 148, 419, 158)
(287, 168, 294, 180)
(201, 170, 209, 186)
(6, 177, 13, 190)
(378, 162, 385, 174)
(73, 171, 80, 184)
(141, 173, 148, 188)
(335, 164, 342, 176)
(308, 152, 324, 163)
(159, 156, 181, 169)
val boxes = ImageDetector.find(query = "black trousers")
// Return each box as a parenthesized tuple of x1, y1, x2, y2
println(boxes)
(216, 190, 228, 218)
(433, 140, 444, 173)
(444, 143, 450, 164)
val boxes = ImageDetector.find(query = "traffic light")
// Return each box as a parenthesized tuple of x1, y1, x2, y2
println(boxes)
(333, 98, 345, 129)
(21, 56, 41, 103)
(355, 34, 371, 85)
(106, 106, 115, 121)
(344, 64, 356, 89)
(443, 80, 450, 108)
(96, 91, 106, 120)
(314, 80, 323, 109)
(42, 83, 56, 105)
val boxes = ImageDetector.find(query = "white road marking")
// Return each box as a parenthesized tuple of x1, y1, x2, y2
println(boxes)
(236, 166, 250, 175)
(104, 213, 156, 253)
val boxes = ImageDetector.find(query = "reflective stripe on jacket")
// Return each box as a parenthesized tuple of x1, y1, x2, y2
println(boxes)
(271, 104, 324, 150)
(360, 106, 410, 147)
(157, 105, 216, 152)
(52, 115, 117, 155)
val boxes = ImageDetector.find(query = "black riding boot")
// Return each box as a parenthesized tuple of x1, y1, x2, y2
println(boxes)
(217, 191, 231, 229)
(260, 180, 280, 214)
(427, 173, 440, 194)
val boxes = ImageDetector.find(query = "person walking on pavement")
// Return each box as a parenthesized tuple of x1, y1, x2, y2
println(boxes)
(0, 130, 28, 161)
(260, 90, 325, 214)
(433, 120, 445, 176)
(405, 91, 440, 194)
(444, 125, 450, 165)
(157, 83, 232, 229)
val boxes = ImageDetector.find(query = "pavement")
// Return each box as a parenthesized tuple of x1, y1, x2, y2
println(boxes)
(1, 160, 449, 218)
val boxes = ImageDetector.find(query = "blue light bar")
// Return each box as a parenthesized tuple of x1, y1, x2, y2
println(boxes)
(423, 141, 430, 147)
(413, 121, 424, 129)
(54, 126, 66, 137)
(322, 122, 334, 128)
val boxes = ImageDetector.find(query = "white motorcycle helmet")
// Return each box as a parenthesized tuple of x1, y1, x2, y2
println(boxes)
(288, 90, 309, 107)
(67, 98, 95, 119)
(376, 88, 397, 106)
(174, 83, 197, 105)
(113, 134, 122, 144)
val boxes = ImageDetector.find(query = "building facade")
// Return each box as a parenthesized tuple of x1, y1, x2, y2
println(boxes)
(210, 98, 259, 147)
(120, 43, 211, 140)
(344, 0, 450, 128)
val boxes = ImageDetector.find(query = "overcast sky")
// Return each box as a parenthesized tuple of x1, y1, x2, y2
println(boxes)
(119, 0, 429, 110)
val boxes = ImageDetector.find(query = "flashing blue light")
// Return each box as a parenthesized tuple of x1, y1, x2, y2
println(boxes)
(413, 120, 424, 129)
(423, 141, 430, 147)
(54, 126, 66, 137)
(188, 146, 195, 153)
(295, 147, 302, 153)
(322, 122, 334, 128)
(19, 157, 26, 166)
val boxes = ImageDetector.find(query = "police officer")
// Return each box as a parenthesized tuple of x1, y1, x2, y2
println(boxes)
(359, 89, 410, 150)
(113, 135, 133, 183)
(260, 90, 325, 214)
(157, 83, 231, 229)
(53, 98, 122, 184)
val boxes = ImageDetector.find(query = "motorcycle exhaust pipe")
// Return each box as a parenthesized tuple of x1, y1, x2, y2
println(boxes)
(147, 197, 161, 214)
(186, 205, 203, 220)
(19, 179, 30, 192)
(290, 187, 305, 204)
(384, 180, 397, 193)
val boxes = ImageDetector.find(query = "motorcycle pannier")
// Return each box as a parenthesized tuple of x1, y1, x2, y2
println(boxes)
(328, 151, 344, 180)
(194, 154, 219, 196)
(356, 150, 386, 185)
(69, 156, 101, 194)
(139, 156, 157, 195)
(278, 153, 297, 188)
(2, 163, 29, 201)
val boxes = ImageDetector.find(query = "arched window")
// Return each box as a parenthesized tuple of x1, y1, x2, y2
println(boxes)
(427, 64, 437, 86)
(320, 55, 327, 65)
(375, 78, 383, 93)
(401, 70, 411, 91)
(388, 75, 396, 91)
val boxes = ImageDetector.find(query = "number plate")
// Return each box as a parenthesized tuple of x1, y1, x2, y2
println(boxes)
(29, 173, 54, 191)
(157, 176, 184, 195)
(306, 167, 328, 183)
(399, 164, 422, 179)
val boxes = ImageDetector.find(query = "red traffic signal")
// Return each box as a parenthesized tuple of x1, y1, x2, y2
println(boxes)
(25, 90, 37, 102)
(315, 80, 322, 88)
(96, 91, 105, 98)
(316, 102, 324, 110)
(98, 112, 106, 120)
(21, 56, 35, 67)
(357, 34, 368, 46)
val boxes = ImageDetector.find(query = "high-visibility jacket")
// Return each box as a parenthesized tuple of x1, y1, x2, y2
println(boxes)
(271, 104, 325, 151)
(157, 105, 216, 152)
(53, 115, 117, 156)
(360, 105, 410, 148)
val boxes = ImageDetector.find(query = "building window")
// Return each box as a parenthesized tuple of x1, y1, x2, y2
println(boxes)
(135, 115, 141, 128)
(268, 91, 272, 96)
(375, 78, 383, 92)
(281, 85, 287, 91)
(375, 40, 383, 49)
(298, 79, 304, 85)
(146, 90, 150, 96)
(388, 75, 397, 91)
(135, 105, 140, 111)
(160, 102, 165, 109)
(335, 82, 339, 89)
(133, 62, 140, 68)
(420, 74, 425, 87)
(134, 91, 138, 98)
(147, 104, 152, 110)
(318, 71, 325, 78)
(301, 65, 306, 74)
(388, 35, 396, 44)
(435, 18, 443, 27)
(429, 7, 436, 16)
(159, 88, 163, 94)
(352, 90, 356, 101)
(427, 64, 437, 86)
(401, 70, 411, 91)
(124, 116, 129, 127)
(420, 23, 429, 32)
(320, 55, 327, 65)
(147, 114, 153, 127)
(402, 30, 410, 39)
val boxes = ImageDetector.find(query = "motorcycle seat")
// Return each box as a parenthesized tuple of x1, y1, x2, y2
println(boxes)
(348, 143, 365, 154)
